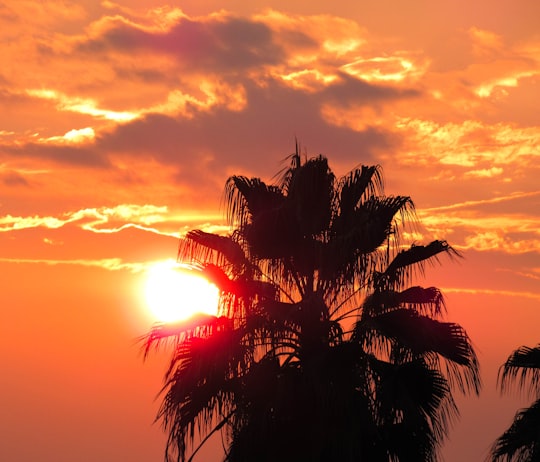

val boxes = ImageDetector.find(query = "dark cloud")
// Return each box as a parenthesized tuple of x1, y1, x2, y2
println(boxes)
(0, 68, 415, 189)
(0, 2, 18, 22)
(78, 15, 298, 74)
(1, 170, 29, 187)
(322, 72, 420, 106)
(113, 66, 169, 84)
(1, 143, 110, 168)
(97, 76, 408, 184)
(0, 87, 32, 104)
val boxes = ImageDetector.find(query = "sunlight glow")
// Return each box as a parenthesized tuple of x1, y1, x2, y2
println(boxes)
(26, 88, 138, 121)
(280, 69, 338, 91)
(341, 56, 424, 82)
(144, 260, 220, 323)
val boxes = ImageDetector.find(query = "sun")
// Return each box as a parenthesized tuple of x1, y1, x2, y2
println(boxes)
(144, 260, 220, 323)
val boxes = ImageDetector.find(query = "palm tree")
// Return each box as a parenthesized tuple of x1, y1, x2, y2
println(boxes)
(143, 149, 481, 462)
(490, 345, 540, 461)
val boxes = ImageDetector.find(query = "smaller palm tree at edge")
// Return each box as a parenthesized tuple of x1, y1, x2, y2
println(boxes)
(490, 345, 540, 461)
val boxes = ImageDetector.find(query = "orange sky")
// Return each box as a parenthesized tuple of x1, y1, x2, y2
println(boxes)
(1, 1, 539, 461)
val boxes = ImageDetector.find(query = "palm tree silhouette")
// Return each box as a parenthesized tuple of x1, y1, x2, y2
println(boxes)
(144, 150, 480, 462)
(490, 345, 540, 461)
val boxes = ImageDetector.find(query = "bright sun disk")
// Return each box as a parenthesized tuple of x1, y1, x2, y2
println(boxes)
(145, 260, 220, 323)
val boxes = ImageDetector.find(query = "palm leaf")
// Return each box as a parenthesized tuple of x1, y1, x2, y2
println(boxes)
(179, 230, 250, 273)
(337, 164, 384, 213)
(321, 195, 414, 284)
(159, 325, 249, 462)
(141, 314, 230, 359)
(491, 398, 540, 461)
(285, 155, 335, 236)
(201, 264, 276, 299)
(382, 240, 461, 287)
(499, 345, 540, 397)
(362, 286, 445, 317)
(360, 308, 477, 367)
(224, 175, 285, 228)
(373, 358, 456, 460)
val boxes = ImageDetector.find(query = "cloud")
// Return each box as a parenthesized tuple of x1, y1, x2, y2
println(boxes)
(1, 170, 29, 187)
(418, 207, 540, 255)
(0, 0, 86, 26)
(341, 55, 429, 84)
(421, 191, 540, 213)
(395, 118, 540, 171)
(26, 89, 138, 122)
(463, 167, 503, 178)
(0, 142, 109, 168)
(463, 231, 540, 254)
(0, 204, 224, 237)
(442, 286, 540, 301)
(0, 3, 538, 254)
(93, 77, 404, 181)
(37, 127, 96, 145)
(413, 191, 540, 255)
(76, 11, 286, 75)
(0, 256, 147, 273)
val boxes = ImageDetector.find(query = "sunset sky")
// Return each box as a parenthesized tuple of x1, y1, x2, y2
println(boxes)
(1, 1, 539, 461)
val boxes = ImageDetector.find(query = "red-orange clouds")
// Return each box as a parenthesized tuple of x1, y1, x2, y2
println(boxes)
(1, 1, 539, 461)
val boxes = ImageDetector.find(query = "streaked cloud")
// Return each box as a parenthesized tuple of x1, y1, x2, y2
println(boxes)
(26, 89, 138, 122)
(0, 3, 538, 268)
(442, 286, 540, 301)
(341, 55, 429, 83)
(0, 204, 226, 238)
(396, 118, 540, 171)
(418, 195, 540, 254)
(421, 191, 540, 213)
(41, 127, 96, 145)
(0, 256, 147, 272)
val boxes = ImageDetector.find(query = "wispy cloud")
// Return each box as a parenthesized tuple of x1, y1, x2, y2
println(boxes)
(420, 191, 540, 213)
(0, 256, 147, 272)
(442, 286, 540, 301)
(0, 3, 538, 260)
(26, 89, 138, 122)
(395, 118, 540, 170)
(0, 204, 223, 236)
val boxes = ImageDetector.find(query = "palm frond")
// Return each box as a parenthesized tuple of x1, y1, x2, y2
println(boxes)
(224, 175, 285, 228)
(274, 142, 302, 189)
(372, 357, 457, 459)
(337, 164, 384, 213)
(285, 155, 335, 236)
(201, 264, 276, 300)
(179, 230, 250, 273)
(320, 196, 413, 286)
(382, 240, 461, 288)
(141, 314, 230, 359)
(499, 345, 540, 397)
(360, 308, 478, 369)
(490, 398, 540, 462)
(158, 323, 250, 462)
(361, 286, 445, 318)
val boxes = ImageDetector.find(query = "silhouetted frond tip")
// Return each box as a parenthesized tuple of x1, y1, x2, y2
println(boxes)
(490, 398, 540, 462)
(498, 345, 540, 397)
(179, 230, 249, 271)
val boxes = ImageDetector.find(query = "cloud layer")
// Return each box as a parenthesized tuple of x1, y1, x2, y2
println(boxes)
(1, 1, 539, 270)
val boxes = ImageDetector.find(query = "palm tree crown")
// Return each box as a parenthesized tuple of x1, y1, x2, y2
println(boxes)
(490, 344, 540, 461)
(144, 150, 480, 462)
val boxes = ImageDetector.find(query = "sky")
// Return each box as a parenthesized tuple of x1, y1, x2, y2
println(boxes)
(1, 0, 539, 460)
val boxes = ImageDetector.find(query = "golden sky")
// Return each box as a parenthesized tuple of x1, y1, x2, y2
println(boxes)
(1, 1, 539, 460)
